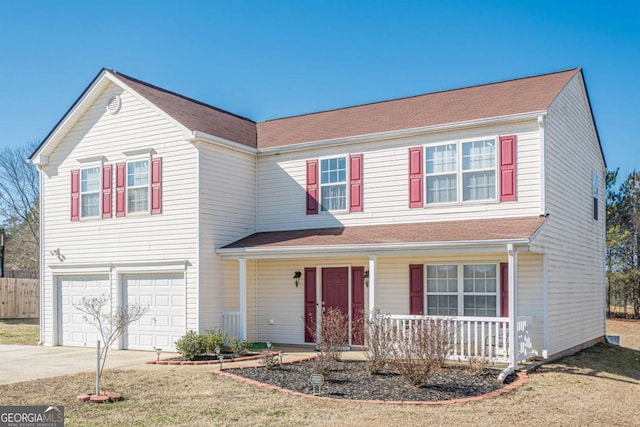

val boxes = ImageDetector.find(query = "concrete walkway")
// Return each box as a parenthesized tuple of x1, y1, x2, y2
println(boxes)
(0, 345, 177, 385)
(0, 344, 332, 385)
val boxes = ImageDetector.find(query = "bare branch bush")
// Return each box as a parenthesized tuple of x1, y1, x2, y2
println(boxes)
(74, 294, 148, 381)
(364, 309, 394, 375)
(390, 318, 452, 387)
(305, 307, 350, 375)
(467, 356, 489, 375)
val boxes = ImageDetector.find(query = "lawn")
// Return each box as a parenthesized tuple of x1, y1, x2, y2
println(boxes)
(0, 320, 638, 426)
(0, 318, 39, 345)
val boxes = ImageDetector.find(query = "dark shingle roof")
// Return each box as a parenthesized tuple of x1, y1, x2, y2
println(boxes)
(256, 69, 579, 148)
(110, 71, 257, 148)
(221, 216, 547, 250)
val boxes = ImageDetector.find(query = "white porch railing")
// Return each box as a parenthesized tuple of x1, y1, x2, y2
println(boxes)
(382, 315, 534, 363)
(222, 311, 240, 340)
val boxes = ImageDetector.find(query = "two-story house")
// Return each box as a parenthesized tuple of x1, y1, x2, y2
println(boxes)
(30, 68, 605, 369)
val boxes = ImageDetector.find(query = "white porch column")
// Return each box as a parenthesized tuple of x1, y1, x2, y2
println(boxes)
(507, 244, 518, 368)
(368, 255, 377, 319)
(238, 258, 247, 341)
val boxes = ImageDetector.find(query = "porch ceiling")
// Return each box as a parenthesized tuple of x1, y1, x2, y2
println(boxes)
(217, 216, 547, 258)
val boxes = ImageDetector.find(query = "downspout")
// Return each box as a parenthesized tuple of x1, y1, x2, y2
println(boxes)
(499, 244, 518, 382)
(538, 115, 547, 216)
(37, 164, 45, 345)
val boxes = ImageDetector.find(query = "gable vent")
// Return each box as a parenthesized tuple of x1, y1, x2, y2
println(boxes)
(106, 95, 121, 114)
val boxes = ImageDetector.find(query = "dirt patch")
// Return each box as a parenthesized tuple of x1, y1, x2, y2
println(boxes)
(227, 360, 517, 401)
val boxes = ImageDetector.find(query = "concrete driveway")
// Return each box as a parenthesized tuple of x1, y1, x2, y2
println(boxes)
(0, 345, 175, 385)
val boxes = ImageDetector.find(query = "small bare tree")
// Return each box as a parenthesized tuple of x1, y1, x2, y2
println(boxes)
(74, 294, 148, 394)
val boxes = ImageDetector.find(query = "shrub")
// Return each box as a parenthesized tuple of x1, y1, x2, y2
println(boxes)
(229, 338, 252, 356)
(260, 350, 278, 370)
(317, 306, 350, 362)
(467, 356, 489, 375)
(390, 317, 452, 387)
(203, 328, 227, 354)
(175, 330, 206, 361)
(364, 309, 394, 375)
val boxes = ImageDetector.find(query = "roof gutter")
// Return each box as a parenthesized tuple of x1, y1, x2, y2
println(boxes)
(258, 111, 545, 155)
(216, 238, 533, 259)
(186, 130, 258, 155)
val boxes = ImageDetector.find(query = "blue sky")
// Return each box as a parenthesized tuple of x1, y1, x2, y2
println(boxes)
(1, 1, 638, 176)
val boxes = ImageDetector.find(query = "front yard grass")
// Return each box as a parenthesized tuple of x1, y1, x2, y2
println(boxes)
(0, 319, 638, 426)
(0, 318, 39, 345)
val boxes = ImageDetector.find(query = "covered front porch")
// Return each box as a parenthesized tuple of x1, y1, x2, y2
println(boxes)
(216, 217, 547, 367)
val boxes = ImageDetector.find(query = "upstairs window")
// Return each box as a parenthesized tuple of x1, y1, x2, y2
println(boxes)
(593, 172, 599, 221)
(320, 157, 347, 211)
(80, 166, 100, 218)
(426, 144, 457, 204)
(462, 139, 496, 201)
(127, 160, 149, 213)
(424, 139, 497, 205)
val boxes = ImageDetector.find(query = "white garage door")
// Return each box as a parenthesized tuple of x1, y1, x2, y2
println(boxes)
(58, 276, 111, 347)
(124, 274, 185, 352)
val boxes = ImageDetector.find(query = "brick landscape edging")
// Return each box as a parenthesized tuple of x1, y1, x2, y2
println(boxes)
(146, 353, 267, 365)
(215, 368, 528, 405)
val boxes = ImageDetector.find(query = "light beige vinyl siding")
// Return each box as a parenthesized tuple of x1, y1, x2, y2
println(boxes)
(222, 253, 542, 351)
(533, 73, 606, 357)
(41, 83, 199, 345)
(198, 143, 256, 330)
(257, 121, 542, 231)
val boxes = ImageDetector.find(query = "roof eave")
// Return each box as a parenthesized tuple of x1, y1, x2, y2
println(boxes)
(258, 111, 546, 154)
(30, 69, 111, 164)
(216, 238, 533, 260)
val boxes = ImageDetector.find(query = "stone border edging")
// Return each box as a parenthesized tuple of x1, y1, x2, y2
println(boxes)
(215, 367, 528, 405)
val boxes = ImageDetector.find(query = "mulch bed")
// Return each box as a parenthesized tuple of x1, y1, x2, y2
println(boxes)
(228, 359, 518, 402)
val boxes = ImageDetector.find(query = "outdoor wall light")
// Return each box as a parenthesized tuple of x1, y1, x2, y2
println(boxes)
(364, 270, 370, 287)
(293, 270, 302, 287)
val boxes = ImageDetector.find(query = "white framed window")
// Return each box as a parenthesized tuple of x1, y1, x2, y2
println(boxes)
(80, 166, 100, 218)
(592, 172, 599, 221)
(462, 264, 497, 317)
(426, 265, 458, 315)
(462, 139, 496, 201)
(425, 138, 497, 205)
(426, 144, 457, 204)
(127, 160, 149, 214)
(425, 263, 499, 317)
(320, 156, 347, 212)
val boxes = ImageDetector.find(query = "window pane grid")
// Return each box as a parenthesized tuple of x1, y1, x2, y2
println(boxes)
(425, 264, 499, 318)
(320, 157, 347, 211)
(127, 160, 149, 213)
(80, 167, 100, 218)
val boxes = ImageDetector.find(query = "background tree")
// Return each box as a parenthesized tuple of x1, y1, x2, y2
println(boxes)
(0, 141, 39, 271)
(606, 169, 640, 318)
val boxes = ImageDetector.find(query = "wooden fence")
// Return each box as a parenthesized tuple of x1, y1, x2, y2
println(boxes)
(0, 278, 39, 319)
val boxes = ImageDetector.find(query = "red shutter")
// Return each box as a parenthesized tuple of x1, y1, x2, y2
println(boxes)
(306, 160, 319, 215)
(115, 162, 126, 217)
(351, 266, 365, 345)
(304, 268, 317, 343)
(151, 157, 162, 215)
(499, 135, 517, 202)
(102, 164, 112, 219)
(408, 147, 423, 208)
(409, 264, 424, 315)
(70, 169, 80, 222)
(349, 154, 363, 212)
(500, 263, 509, 317)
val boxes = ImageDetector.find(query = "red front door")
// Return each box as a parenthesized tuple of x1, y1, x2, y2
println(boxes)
(322, 267, 349, 316)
